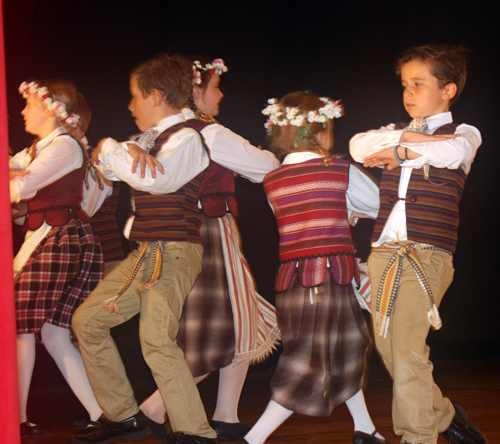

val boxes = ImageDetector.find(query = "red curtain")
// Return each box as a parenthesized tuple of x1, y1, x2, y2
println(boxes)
(0, 0, 21, 442)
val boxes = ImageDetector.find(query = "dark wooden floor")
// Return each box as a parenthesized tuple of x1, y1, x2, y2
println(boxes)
(23, 341, 499, 444)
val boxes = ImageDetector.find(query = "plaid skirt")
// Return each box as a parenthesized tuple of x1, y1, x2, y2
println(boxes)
(177, 215, 235, 377)
(15, 217, 104, 342)
(270, 270, 371, 416)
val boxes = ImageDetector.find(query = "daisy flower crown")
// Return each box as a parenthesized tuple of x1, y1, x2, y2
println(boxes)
(262, 97, 344, 148)
(193, 58, 228, 85)
(19, 81, 80, 129)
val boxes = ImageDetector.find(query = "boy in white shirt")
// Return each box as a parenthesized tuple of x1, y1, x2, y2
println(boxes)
(349, 44, 486, 444)
(72, 54, 217, 444)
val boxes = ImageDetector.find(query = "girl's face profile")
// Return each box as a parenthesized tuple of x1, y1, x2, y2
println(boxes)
(21, 95, 50, 137)
(195, 74, 224, 117)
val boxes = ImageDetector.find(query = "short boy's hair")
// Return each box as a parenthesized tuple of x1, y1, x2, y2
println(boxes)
(131, 53, 193, 109)
(395, 44, 469, 106)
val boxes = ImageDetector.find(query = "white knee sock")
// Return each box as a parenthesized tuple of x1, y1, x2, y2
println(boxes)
(212, 362, 249, 423)
(244, 400, 293, 444)
(17, 334, 36, 423)
(140, 373, 210, 424)
(345, 389, 383, 439)
(41, 323, 103, 421)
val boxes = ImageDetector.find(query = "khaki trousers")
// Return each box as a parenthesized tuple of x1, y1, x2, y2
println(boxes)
(368, 242, 455, 444)
(73, 241, 216, 438)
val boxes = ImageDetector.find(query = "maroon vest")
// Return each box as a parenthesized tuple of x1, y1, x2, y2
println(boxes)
(24, 135, 89, 232)
(372, 123, 466, 253)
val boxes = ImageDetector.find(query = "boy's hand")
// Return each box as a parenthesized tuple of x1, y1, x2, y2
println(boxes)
(10, 168, 30, 179)
(400, 131, 458, 143)
(348, 210, 376, 226)
(127, 144, 165, 179)
(12, 201, 28, 218)
(364, 147, 402, 170)
(91, 139, 107, 164)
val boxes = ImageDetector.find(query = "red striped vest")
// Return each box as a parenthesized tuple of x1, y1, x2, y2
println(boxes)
(372, 123, 466, 253)
(129, 121, 208, 243)
(24, 135, 89, 232)
(264, 157, 358, 291)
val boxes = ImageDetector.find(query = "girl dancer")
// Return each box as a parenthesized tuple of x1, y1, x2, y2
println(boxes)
(10, 80, 104, 437)
(240, 91, 384, 444)
(136, 57, 281, 442)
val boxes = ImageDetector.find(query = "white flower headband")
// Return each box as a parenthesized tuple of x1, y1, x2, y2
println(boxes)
(262, 97, 343, 147)
(193, 58, 228, 85)
(19, 81, 80, 129)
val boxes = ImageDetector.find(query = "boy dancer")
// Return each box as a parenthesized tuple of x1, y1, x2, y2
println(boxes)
(72, 54, 217, 444)
(350, 45, 487, 444)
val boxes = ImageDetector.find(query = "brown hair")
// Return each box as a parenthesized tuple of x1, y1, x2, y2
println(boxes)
(131, 53, 193, 109)
(267, 91, 331, 162)
(74, 93, 92, 135)
(184, 55, 220, 112)
(395, 44, 469, 106)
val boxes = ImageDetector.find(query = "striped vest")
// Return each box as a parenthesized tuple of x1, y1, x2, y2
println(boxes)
(25, 135, 89, 232)
(264, 157, 358, 291)
(129, 121, 208, 243)
(372, 122, 466, 253)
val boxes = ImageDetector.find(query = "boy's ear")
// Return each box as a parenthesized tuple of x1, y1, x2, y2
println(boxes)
(151, 88, 162, 106)
(443, 83, 457, 101)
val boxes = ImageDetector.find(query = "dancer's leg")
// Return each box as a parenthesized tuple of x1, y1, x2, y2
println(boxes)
(345, 389, 384, 439)
(212, 362, 249, 423)
(243, 400, 293, 444)
(41, 322, 102, 421)
(17, 333, 36, 423)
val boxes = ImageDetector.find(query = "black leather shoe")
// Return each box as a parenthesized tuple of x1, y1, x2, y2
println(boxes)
(353, 430, 388, 444)
(175, 432, 219, 444)
(210, 421, 250, 441)
(441, 404, 488, 444)
(72, 412, 150, 444)
(20, 421, 54, 438)
(74, 413, 91, 427)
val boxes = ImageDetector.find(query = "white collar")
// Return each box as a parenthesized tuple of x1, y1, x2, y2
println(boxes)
(282, 151, 322, 165)
(425, 111, 453, 132)
(154, 113, 186, 134)
(36, 126, 68, 150)
(182, 108, 195, 120)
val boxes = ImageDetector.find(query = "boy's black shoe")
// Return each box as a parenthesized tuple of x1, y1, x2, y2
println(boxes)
(72, 412, 150, 444)
(209, 420, 250, 440)
(175, 432, 219, 444)
(353, 430, 388, 443)
(441, 404, 488, 444)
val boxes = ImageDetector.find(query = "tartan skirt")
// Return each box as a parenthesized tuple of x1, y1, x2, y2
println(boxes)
(270, 270, 371, 416)
(15, 217, 104, 342)
(177, 215, 235, 377)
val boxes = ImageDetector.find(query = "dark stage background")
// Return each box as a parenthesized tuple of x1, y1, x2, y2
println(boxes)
(4, 1, 499, 349)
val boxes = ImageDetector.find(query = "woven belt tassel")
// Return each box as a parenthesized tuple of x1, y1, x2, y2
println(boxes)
(103, 241, 163, 313)
(376, 244, 442, 339)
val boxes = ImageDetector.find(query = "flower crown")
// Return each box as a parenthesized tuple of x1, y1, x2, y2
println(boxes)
(262, 96, 344, 147)
(19, 81, 80, 129)
(193, 58, 228, 85)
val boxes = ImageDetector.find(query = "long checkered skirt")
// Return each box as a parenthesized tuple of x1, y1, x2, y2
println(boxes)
(15, 217, 104, 342)
(270, 270, 371, 416)
(177, 215, 235, 376)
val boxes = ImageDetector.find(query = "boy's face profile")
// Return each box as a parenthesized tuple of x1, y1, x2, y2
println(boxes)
(128, 75, 157, 132)
(400, 59, 455, 119)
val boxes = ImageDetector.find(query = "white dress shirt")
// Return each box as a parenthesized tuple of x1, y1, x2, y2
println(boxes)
(349, 112, 481, 246)
(182, 108, 280, 183)
(97, 113, 210, 239)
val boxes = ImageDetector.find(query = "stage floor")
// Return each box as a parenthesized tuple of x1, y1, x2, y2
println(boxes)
(23, 341, 499, 444)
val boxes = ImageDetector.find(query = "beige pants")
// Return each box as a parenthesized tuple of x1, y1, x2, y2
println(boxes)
(73, 241, 216, 438)
(368, 242, 455, 444)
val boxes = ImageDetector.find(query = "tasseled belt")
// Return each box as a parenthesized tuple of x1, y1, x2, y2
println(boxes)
(374, 243, 449, 339)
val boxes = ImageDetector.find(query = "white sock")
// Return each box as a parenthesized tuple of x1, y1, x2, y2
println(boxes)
(41, 323, 103, 421)
(212, 362, 249, 423)
(17, 333, 36, 423)
(244, 400, 293, 444)
(345, 389, 383, 439)
(140, 373, 210, 423)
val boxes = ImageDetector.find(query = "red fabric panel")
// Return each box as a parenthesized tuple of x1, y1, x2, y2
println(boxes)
(0, 0, 21, 442)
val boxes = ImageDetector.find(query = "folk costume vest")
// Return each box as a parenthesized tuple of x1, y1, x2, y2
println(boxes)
(24, 135, 89, 232)
(130, 121, 211, 243)
(372, 123, 466, 254)
(264, 157, 359, 292)
(188, 116, 239, 218)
